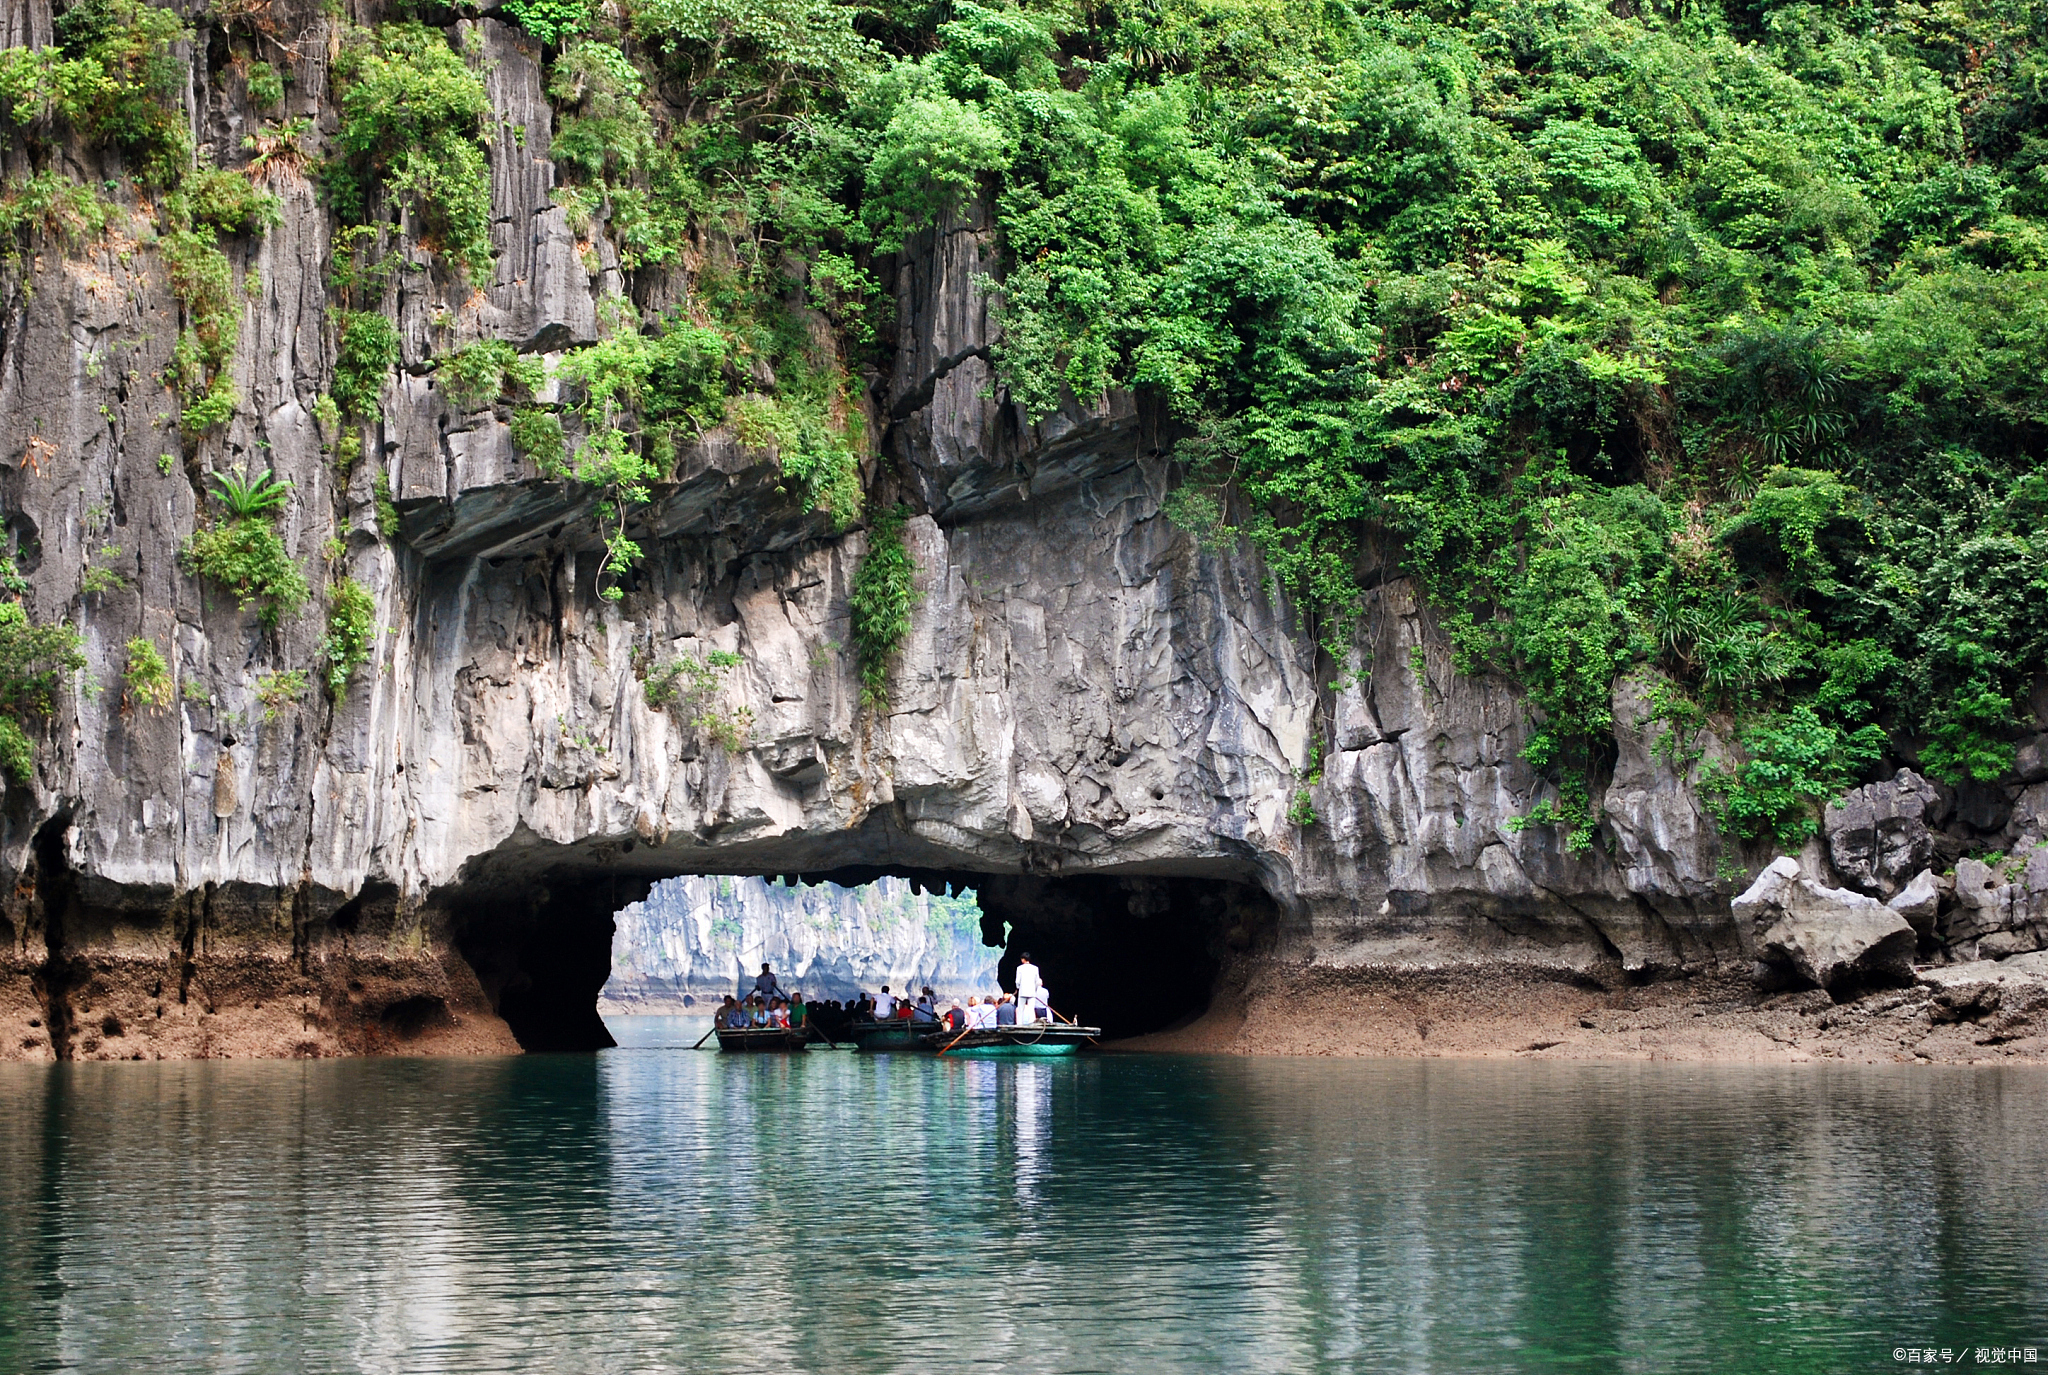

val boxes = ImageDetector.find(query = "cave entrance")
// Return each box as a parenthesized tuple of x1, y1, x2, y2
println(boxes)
(597, 874, 1002, 1024)
(447, 860, 1276, 1052)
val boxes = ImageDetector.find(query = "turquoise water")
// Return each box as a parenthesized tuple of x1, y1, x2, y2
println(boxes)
(0, 1018, 2043, 1373)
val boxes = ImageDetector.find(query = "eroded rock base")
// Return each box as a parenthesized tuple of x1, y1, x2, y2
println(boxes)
(1, 944, 518, 1061)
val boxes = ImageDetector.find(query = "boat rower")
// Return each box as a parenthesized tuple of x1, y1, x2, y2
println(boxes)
(1015, 954, 1044, 1023)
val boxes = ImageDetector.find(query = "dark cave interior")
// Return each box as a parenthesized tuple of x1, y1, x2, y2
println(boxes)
(449, 862, 1281, 1051)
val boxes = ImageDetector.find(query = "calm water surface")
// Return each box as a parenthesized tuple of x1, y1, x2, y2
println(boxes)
(0, 1015, 2042, 1373)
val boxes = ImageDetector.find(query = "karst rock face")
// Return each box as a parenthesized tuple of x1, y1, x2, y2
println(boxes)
(14, 8, 2034, 1061)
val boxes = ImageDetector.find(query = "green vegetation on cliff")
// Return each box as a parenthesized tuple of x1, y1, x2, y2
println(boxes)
(500, 0, 2048, 845)
(329, 22, 496, 277)
(0, 603, 85, 785)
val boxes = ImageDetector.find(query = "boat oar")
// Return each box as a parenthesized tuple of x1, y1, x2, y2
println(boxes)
(690, 1023, 719, 1050)
(1048, 1007, 1100, 1047)
(935, 1022, 977, 1056)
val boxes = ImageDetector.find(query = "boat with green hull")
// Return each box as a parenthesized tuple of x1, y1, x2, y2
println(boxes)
(919, 1024, 1100, 1057)
(845, 1018, 926, 1051)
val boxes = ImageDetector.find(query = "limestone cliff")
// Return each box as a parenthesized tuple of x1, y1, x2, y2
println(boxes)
(2, 3, 2044, 1061)
(599, 875, 997, 1010)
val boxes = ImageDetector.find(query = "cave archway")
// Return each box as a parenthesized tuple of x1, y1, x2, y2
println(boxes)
(443, 856, 1280, 1051)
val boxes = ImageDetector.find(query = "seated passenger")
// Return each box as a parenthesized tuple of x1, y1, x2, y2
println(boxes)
(911, 996, 938, 1025)
(945, 1001, 967, 1032)
(894, 997, 914, 1021)
(788, 994, 806, 1028)
(969, 998, 996, 1030)
(874, 986, 897, 1019)
(995, 995, 1018, 1027)
(1034, 987, 1053, 1023)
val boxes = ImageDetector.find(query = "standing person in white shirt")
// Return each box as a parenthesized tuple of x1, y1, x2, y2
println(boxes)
(1014, 954, 1044, 1024)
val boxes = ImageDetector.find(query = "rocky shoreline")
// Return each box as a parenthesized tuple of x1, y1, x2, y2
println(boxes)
(1122, 957, 2048, 1064)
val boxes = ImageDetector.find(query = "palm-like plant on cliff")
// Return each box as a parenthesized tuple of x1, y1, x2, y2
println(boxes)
(208, 468, 293, 520)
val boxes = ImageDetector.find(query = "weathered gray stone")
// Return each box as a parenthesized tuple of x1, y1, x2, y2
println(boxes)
(1736, 857, 1918, 995)
(1825, 769, 1942, 896)
(2015, 734, 2048, 784)
(2009, 783, 2048, 847)
(1979, 929, 2041, 959)
(1887, 868, 1945, 931)
(1919, 950, 2048, 991)
(1954, 780, 2015, 834)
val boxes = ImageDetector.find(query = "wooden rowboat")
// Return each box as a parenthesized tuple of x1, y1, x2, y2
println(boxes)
(919, 1023, 1100, 1057)
(714, 1025, 814, 1052)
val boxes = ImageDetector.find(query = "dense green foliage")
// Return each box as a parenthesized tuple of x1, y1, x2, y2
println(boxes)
(437, 340, 546, 412)
(321, 578, 377, 694)
(518, 4, 873, 561)
(0, 602, 86, 784)
(185, 519, 309, 627)
(43, 0, 190, 183)
(5, 0, 2039, 852)
(849, 503, 919, 708)
(504, 0, 596, 45)
(182, 167, 280, 237)
(590, 0, 2043, 848)
(329, 23, 495, 276)
(332, 310, 400, 422)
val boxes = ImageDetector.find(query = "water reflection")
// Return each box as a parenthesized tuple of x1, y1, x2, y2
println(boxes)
(0, 1040, 2043, 1373)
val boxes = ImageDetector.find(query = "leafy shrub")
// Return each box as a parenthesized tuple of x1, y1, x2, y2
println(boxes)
(372, 472, 401, 538)
(245, 61, 284, 110)
(849, 504, 918, 708)
(0, 172, 112, 257)
(330, 23, 494, 276)
(549, 40, 653, 180)
(503, 0, 593, 46)
(1703, 707, 1887, 850)
(50, 0, 191, 183)
(184, 520, 308, 627)
(332, 311, 400, 421)
(637, 647, 752, 750)
(178, 374, 236, 441)
(321, 578, 377, 694)
(640, 647, 742, 710)
(184, 167, 280, 237)
(123, 637, 172, 710)
(160, 229, 238, 426)
(0, 601, 86, 783)
(436, 340, 545, 411)
(862, 95, 1009, 250)
(510, 406, 566, 473)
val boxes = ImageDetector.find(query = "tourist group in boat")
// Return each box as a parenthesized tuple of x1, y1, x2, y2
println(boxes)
(708, 955, 1099, 1055)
